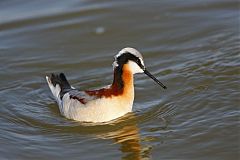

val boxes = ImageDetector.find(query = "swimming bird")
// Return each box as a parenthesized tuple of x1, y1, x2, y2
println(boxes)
(46, 47, 166, 123)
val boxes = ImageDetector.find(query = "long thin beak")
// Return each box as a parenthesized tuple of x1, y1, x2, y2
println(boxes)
(144, 69, 167, 89)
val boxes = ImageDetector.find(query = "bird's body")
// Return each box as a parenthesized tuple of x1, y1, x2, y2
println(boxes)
(46, 48, 166, 123)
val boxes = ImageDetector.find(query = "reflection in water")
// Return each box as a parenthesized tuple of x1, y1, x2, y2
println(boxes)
(108, 125, 143, 160)
(97, 114, 147, 160)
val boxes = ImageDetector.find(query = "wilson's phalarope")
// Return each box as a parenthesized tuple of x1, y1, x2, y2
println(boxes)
(46, 47, 166, 122)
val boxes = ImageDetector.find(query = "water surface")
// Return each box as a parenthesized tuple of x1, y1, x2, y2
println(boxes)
(0, 0, 239, 160)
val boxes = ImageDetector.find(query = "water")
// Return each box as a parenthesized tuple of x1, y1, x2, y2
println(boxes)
(0, 0, 239, 159)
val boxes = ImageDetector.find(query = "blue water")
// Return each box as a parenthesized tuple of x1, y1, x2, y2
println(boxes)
(0, 0, 239, 159)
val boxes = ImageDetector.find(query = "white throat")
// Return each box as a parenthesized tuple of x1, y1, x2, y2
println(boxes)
(127, 60, 144, 74)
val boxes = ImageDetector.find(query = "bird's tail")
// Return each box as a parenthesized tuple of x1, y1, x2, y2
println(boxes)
(46, 73, 71, 102)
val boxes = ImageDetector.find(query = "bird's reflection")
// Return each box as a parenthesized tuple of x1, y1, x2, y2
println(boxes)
(115, 125, 142, 160)
(95, 113, 149, 160)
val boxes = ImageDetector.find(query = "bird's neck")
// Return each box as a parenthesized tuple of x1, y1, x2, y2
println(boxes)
(112, 64, 134, 98)
(85, 64, 134, 99)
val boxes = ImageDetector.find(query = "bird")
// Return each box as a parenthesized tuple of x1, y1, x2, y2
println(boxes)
(46, 47, 166, 123)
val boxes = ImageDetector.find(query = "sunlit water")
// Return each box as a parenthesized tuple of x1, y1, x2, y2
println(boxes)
(0, 1, 239, 160)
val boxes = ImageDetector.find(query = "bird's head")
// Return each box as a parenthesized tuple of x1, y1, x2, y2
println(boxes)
(113, 47, 167, 89)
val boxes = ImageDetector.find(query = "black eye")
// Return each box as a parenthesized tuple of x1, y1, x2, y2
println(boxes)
(136, 59, 143, 68)
(137, 59, 141, 65)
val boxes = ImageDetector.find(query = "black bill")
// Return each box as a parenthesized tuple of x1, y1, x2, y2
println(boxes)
(144, 69, 167, 89)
